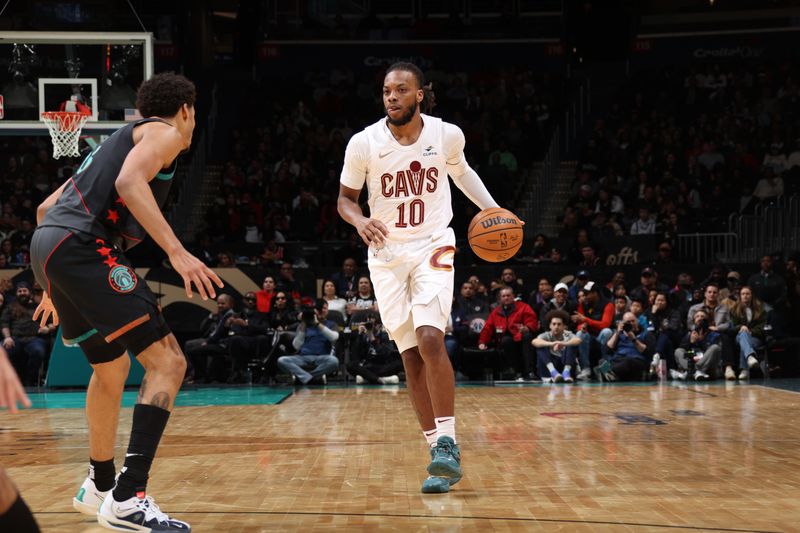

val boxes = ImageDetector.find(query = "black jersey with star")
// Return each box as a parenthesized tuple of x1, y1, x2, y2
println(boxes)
(39, 118, 177, 250)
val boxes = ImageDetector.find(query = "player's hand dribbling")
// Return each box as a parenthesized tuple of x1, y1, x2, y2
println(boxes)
(32, 291, 59, 328)
(0, 348, 31, 414)
(354, 216, 390, 248)
(169, 247, 224, 300)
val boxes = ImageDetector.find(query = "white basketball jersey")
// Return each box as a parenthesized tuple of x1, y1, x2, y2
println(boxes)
(341, 114, 466, 243)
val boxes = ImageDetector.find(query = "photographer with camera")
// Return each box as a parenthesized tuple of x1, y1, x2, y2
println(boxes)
(277, 298, 340, 385)
(672, 309, 721, 381)
(595, 311, 655, 382)
(346, 312, 403, 384)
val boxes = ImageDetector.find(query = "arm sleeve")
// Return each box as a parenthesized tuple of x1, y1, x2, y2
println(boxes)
(292, 327, 305, 351)
(340, 132, 369, 190)
(444, 123, 499, 210)
(319, 323, 339, 343)
(715, 306, 731, 331)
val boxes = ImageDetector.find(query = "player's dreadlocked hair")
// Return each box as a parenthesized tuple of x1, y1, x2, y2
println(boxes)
(386, 62, 437, 114)
(136, 72, 196, 118)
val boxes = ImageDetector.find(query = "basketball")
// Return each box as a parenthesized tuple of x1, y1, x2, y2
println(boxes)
(467, 207, 523, 262)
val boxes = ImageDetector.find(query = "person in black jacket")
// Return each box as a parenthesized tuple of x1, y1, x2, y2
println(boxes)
(183, 294, 236, 383)
(644, 292, 684, 375)
(268, 290, 299, 356)
(227, 291, 273, 383)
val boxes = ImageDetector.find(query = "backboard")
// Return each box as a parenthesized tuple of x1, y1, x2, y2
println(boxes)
(0, 31, 153, 135)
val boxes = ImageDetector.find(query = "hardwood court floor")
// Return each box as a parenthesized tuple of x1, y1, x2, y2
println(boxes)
(4, 382, 800, 532)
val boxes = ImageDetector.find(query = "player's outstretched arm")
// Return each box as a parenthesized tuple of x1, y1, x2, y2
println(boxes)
(115, 123, 223, 300)
(0, 348, 31, 414)
(337, 184, 389, 248)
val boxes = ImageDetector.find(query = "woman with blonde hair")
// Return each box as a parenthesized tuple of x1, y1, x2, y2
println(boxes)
(728, 286, 767, 380)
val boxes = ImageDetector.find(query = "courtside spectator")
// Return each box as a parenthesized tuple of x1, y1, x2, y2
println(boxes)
(478, 287, 539, 380)
(533, 310, 580, 383)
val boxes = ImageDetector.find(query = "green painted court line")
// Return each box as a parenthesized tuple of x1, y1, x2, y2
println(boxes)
(22, 387, 292, 409)
(17, 378, 776, 410)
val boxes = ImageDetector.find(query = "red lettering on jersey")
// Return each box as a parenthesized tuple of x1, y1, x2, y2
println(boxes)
(407, 168, 424, 196)
(394, 171, 408, 197)
(380, 173, 393, 197)
(425, 168, 438, 192)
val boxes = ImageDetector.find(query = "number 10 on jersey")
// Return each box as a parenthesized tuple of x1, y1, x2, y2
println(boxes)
(395, 199, 425, 227)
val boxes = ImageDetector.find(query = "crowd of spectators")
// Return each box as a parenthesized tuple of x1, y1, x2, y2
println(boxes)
(444, 254, 800, 383)
(139, 249, 800, 386)
(549, 62, 800, 265)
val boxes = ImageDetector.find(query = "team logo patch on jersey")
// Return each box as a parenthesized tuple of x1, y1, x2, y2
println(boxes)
(108, 265, 138, 293)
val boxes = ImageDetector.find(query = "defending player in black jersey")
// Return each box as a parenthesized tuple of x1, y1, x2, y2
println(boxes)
(30, 72, 221, 532)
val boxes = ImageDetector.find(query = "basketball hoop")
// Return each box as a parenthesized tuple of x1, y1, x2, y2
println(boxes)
(41, 111, 91, 159)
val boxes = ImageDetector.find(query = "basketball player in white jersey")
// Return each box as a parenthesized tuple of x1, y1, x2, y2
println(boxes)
(339, 62, 515, 493)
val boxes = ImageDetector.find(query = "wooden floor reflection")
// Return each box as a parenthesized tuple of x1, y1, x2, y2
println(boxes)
(4, 382, 800, 532)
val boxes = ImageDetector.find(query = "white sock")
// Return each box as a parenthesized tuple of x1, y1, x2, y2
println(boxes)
(434, 416, 456, 444)
(546, 362, 556, 373)
(564, 365, 571, 372)
(423, 428, 438, 448)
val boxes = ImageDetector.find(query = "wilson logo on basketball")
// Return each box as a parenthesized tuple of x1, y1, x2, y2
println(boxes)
(480, 216, 518, 229)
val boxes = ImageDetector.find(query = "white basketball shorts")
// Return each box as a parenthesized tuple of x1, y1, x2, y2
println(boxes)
(368, 227, 456, 353)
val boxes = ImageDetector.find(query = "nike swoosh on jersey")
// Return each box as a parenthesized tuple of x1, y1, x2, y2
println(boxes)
(379, 151, 393, 158)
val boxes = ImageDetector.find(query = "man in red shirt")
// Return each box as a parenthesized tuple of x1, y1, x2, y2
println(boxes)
(478, 287, 539, 380)
(571, 281, 614, 380)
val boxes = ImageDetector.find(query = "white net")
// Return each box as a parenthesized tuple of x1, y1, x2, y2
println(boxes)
(41, 111, 90, 159)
